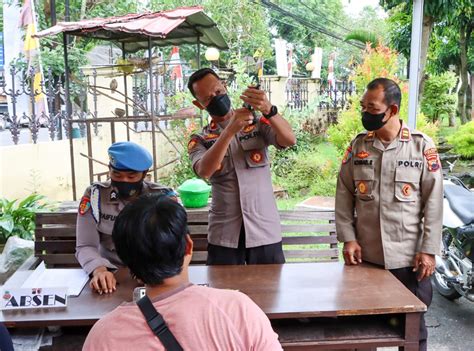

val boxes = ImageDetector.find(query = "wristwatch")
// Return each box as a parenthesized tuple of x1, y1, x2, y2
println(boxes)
(263, 105, 278, 119)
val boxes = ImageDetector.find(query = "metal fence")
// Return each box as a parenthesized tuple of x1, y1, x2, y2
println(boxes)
(318, 79, 355, 111)
(0, 65, 190, 145)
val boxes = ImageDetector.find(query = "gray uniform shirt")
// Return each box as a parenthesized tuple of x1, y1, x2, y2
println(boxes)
(335, 122, 443, 269)
(188, 117, 283, 248)
(76, 180, 175, 274)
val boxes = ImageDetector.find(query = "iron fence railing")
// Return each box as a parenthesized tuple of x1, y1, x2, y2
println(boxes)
(318, 79, 355, 111)
(0, 65, 190, 145)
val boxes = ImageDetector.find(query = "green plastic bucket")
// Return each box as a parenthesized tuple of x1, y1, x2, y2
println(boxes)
(177, 178, 211, 208)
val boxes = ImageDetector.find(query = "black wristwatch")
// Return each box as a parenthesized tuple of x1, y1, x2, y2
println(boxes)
(263, 105, 278, 119)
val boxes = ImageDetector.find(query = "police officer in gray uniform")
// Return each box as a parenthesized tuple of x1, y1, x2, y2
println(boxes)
(76, 141, 175, 294)
(336, 78, 443, 351)
(187, 68, 296, 265)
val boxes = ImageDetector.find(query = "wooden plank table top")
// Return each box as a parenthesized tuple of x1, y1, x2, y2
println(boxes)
(1, 262, 426, 327)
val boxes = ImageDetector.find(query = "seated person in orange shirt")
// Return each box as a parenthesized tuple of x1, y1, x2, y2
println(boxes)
(83, 195, 282, 351)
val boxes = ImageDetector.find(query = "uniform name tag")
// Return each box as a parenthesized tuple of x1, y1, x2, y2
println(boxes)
(398, 160, 422, 168)
(239, 131, 261, 142)
(354, 159, 373, 166)
(1, 288, 67, 310)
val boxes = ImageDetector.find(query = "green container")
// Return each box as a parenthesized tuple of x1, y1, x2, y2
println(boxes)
(178, 178, 211, 208)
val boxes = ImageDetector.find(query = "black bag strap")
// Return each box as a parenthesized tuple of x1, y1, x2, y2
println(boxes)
(137, 295, 184, 351)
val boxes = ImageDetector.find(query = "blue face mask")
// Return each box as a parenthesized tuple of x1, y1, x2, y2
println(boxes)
(361, 109, 389, 131)
(205, 94, 231, 117)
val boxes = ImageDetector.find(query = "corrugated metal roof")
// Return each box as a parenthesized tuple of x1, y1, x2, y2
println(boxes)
(35, 6, 228, 53)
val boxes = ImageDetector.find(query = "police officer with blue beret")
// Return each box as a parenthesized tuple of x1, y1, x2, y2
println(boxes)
(76, 141, 176, 294)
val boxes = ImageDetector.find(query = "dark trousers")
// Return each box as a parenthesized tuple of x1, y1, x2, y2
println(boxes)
(390, 267, 433, 351)
(207, 223, 285, 265)
(0, 323, 13, 351)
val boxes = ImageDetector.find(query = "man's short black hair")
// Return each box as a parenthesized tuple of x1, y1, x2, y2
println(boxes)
(187, 68, 220, 99)
(112, 195, 188, 285)
(367, 78, 402, 109)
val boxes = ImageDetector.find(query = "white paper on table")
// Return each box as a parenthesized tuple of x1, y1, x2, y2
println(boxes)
(22, 262, 89, 297)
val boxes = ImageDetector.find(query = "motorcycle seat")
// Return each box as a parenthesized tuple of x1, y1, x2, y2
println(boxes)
(444, 183, 474, 225)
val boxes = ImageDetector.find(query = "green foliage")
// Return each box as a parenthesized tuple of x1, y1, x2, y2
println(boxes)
(421, 72, 457, 122)
(344, 30, 379, 48)
(272, 137, 340, 198)
(150, 0, 272, 66)
(36, 0, 139, 75)
(327, 103, 362, 154)
(447, 121, 474, 159)
(0, 194, 54, 241)
(161, 119, 200, 189)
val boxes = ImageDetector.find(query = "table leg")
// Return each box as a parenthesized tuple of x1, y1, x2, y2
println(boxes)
(399, 312, 421, 351)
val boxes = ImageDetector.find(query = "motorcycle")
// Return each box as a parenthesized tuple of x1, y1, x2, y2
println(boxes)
(433, 175, 474, 301)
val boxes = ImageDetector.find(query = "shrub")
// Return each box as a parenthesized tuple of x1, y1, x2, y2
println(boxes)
(421, 72, 457, 123)
(0, 194, 54, 241)
(272, 141, 340, 198)
(161, 119, 200, 189)
(447, 121, 474, 159)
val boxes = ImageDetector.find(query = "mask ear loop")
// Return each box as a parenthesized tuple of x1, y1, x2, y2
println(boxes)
(382, 106, 393, 123)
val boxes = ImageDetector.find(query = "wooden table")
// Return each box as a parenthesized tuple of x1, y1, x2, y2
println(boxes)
(1, 262, 426, 350)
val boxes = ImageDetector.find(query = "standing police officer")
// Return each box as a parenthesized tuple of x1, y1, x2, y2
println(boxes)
(335, 78, 443, 351)
(76, 141, 175, 294)
(187, 68, 296, 265)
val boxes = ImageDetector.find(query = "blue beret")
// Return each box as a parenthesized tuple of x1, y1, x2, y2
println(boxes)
(108, 142, 152, 172)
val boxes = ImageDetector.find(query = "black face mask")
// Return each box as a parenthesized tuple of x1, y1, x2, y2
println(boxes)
(205, 94, 231, 117)
(361, 109, 389, 131)
(111, 180, 143, 199)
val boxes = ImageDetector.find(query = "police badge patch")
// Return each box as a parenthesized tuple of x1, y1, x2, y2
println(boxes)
(187, 138, 198, 152)
(424, 148, 440, 172)
(342, 146, 352, 164)
(78, 196, 91, 215)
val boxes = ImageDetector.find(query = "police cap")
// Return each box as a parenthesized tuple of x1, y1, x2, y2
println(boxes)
(108, 141, 152, 172)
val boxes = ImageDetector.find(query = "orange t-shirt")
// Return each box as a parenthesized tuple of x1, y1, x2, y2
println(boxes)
(83, 284, 282, 351)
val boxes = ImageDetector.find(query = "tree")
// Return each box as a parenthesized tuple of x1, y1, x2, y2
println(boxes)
(150, 0, 272, 69)
(37, 0, 140, 75)
(382, 0, 474, 124)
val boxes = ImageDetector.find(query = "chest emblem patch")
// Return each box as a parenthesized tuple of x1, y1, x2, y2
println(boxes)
(358, 181, 367, 194)
(356, 151, 369, 159)
(243, 124, 256, 133)
(209, 121, 218, 130)
(204, 133, 219, 140)
(250, 151, 263, 163)
(402, 184, 412, 197)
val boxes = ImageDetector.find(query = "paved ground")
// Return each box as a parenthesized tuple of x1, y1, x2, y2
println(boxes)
(425, 283, 473, 351)
(382, 281, 474, 351)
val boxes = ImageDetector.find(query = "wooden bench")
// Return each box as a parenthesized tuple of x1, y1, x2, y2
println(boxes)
(35, 209, 339, 267)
